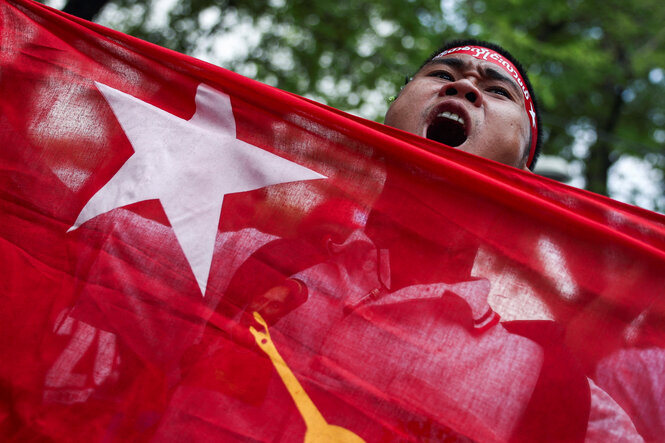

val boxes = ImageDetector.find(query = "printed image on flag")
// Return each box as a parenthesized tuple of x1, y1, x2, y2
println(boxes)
(1, 0, 665, 441)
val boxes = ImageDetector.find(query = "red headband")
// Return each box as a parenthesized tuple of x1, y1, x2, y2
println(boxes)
(434, 46, 538, 167)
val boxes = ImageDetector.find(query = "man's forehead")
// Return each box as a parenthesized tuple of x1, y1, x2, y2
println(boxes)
(423, 54, 474, 69)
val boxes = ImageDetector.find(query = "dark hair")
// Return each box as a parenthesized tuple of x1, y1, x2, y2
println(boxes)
(414, 39, 542, 170)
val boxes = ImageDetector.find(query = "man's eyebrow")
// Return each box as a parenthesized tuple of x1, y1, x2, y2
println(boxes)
(423, 57, 465, 69)
(480, 66, 521, 97)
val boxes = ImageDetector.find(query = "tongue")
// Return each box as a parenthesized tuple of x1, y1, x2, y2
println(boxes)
(426, 116, 466, 147)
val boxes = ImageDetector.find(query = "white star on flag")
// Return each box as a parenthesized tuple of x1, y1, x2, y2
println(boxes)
(69, 82, 325, 296)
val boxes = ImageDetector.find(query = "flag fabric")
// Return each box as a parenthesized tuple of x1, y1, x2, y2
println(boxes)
(2, 0, 665, 441)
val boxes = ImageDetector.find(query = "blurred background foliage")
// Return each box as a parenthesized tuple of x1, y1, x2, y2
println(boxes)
(47, 0, 665, 211)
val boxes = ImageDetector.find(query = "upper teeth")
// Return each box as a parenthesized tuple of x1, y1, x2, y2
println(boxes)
(438, 111, 465, 126)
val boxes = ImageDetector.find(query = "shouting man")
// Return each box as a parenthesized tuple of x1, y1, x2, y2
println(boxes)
(385, 39, 542, 171)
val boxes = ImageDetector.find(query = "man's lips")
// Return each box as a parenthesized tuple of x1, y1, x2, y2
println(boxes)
(425, 102, 471, 148)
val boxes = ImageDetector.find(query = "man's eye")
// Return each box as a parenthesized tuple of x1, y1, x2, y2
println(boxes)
(429, 71, 454, 81)
(488, 86, 511, 98)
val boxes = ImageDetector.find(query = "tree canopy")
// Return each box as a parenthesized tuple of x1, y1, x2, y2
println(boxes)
(55, 0, 665, 211)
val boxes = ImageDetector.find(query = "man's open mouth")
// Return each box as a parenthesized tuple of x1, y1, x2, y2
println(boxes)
(426, 111, 467, 147)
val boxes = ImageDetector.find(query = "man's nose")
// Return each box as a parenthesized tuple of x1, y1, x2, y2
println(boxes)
(441, 80, 482, 107)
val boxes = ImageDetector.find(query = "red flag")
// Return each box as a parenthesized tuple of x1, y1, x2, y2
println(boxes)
(2, 0, 665, 441)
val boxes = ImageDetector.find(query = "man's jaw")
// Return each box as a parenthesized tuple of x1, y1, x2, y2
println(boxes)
(425, 102, 471, 148)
